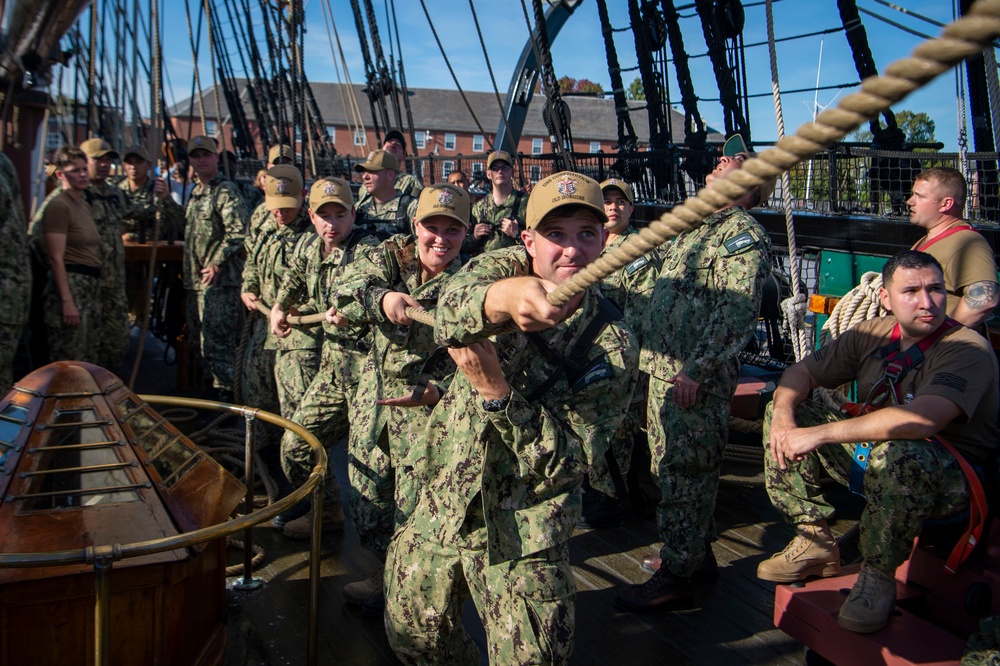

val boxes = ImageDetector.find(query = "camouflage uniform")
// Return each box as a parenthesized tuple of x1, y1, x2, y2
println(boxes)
(764, 316, 998, 574)
(118, 178, 185, 241)
(640, 206, 771, 578)
(184, 173, 249, 391)
(0, 153, 29, 391)
(85, 181, 133, 373)
(331, 234, 465, 560)
(275, 229, 381, 504)
(356, 193, 418, 239)
(463, 188, 527, 256)
(590, 231, 661, 499)
(356, 172, 423, 206)
(247, 200, 270, 237)
(240, 208, 315, 421)
(384, 246, 639, 665)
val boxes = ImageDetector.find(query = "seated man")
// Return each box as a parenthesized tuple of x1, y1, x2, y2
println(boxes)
(759, 250, 999, 634)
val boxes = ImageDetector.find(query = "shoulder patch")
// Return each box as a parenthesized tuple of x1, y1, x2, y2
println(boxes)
(573, 359, 613, 391)
(722, 231, 758, 255)
(624, 255, 649, 276)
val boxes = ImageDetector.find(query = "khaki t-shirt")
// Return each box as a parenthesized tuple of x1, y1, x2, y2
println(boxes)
(805, 316, 999, 464)
(913, 226, 998, 314)
(41, 192, 100, 267)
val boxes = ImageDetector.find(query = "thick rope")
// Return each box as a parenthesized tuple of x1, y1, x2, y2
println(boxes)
(544, 4, 1000, 308)
(225, 538, 266, 576)
(252, 299, 433, 328)
(202, 0, 227, 157)
(264, 6, 1000, 335)
(184, 0, 207, 130)
(765, 0, 811, 362)
(130, 0, 164, 391)
(819, 271, 886, 347)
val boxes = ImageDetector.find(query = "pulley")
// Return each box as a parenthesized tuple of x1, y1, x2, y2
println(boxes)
(715, 0, 745, 40)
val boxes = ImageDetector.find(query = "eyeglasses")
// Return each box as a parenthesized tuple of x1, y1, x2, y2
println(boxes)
(488, 164, 512, 172)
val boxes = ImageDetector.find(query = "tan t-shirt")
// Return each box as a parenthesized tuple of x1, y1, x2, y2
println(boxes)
(41, 191, 100, 267)
(805, 316, 999, 464)
(913, 225, 998, 314)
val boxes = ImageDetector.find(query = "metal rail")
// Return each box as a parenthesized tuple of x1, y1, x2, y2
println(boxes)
(0, 396, 328, 666)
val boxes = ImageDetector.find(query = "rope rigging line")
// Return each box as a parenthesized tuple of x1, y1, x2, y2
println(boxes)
(320, 0, 367, 159)
(271, 3, 1000, 332)
(661, 0, 707, 149)
(202, 0, 229, 163)
(184, 0, 208, 132)
(765, 0, 810, 363)
(596, 0, 640, 153)
(694, 0, 751, 141)
(521, 0, 575, 169)
(543, 2, 1000, 308)
(468, 0, 511, 151)
(859, 6, 935, 41)
(350, 0, 387, 143)
(389, 0, 419, 160)
(416, 0, 493, 144)
(363, 0, 403, 132)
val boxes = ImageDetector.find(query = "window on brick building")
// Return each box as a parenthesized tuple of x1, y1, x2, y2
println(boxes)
(445, 133, 456, 150)
(442, 161, 455, 179)
(590, 142, 601, 153)
(531, 138, 542, 155)
(473, 134, 484, 152)
(529, 165, 542, 183)
(353, 128, 366, 146)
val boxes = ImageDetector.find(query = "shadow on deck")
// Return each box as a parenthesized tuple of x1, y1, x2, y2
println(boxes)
(123, 328, 861, 666)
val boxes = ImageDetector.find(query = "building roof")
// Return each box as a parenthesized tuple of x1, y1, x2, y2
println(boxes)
(169, 80, 723, 146)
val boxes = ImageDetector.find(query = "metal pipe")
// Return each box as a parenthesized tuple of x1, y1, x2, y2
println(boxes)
(308, 478, 322, 666)
(236, 408, 262, 589)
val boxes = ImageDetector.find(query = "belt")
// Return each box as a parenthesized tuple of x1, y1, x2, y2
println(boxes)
(64, 263, 101, 278)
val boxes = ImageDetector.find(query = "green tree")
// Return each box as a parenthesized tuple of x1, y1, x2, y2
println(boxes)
(626, 77, 645, 101)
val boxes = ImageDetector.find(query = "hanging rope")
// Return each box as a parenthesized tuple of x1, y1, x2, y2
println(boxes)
(468, 0, 510, 151)
(270, 5, 1000, 331)
(130, 0, 165, 390)
(765, 0, 810, 362)
(185, 0, 208, 131)
(543, 4, 1000, 308)
(416, 0, 492, 142)
(596, 0, 639, 153)
(954, 0, 971, 200)
(88, 2, 98, 136)
(389, 0, 419, 159)
(322, 0, 367, 158)
(524, 0, 575, 169)
(202, 0, 228, 161)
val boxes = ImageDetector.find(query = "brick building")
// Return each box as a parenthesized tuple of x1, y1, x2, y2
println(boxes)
(168, 81, 722, 184)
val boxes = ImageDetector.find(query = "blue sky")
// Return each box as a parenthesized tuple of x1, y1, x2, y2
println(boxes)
(144, 0, 971, 150)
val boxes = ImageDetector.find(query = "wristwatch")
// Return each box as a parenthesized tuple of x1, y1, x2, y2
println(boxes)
(481, 392, 512, 413)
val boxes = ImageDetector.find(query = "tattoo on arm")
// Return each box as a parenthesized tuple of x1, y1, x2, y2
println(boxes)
(964, 280, 999, 311)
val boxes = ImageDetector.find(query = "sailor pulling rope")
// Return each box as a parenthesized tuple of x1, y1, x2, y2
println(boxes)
(266, 3, 1000, 335)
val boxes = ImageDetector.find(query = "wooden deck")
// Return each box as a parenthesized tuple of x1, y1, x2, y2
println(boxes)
(218, 447, 865, 666)
(124, 329, 862, 666)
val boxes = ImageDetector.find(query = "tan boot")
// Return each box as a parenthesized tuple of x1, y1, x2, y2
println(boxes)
(282, 502, 346, 539)
(757, 520, 841, 583)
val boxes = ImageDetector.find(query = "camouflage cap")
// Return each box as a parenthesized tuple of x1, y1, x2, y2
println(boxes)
(600, 178, 634, 204)
(187, 135, 218, 155)
(268, 144, 294, 164)
(123, 145, 151, 162)
(414, 184, 471, 228)
(309, 177, 354, 212)
(353, 149, 400, 173)
(525, 171, 607, 229)
(486, 150, 513, 170)
(80, 138, 119, 160)
(264, 164, 304, 209)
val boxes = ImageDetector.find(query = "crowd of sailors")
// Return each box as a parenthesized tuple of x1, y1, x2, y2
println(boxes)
(1, 126, 999, 663)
